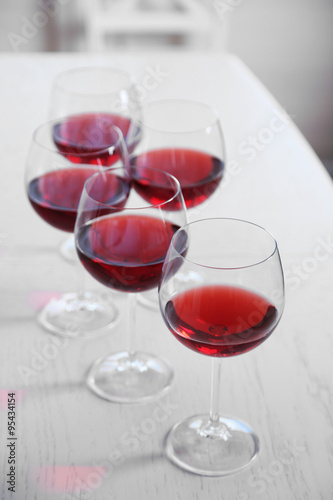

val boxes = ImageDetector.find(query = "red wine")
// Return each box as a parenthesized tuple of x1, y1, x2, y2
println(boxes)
(28, 168, 130, 232)
(53, 113, 131, 165)
(131, 148, 224, 209)
(130, 167, 182, 211)
(77, 215, 180, 292)
(164, 285, 278, 357)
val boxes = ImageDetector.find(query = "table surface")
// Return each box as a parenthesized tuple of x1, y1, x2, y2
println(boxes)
(0, 51, 333, 500)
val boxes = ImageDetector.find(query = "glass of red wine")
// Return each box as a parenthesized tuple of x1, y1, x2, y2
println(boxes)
(49, 66, 141, 153)
(130, 98, 225, 210)
(75, 166, 188, 403)
(25, 120, 130, 338)
(129, 98, 226, 308)
(159, 218, 285, 475)
(49, 66, 141, 260)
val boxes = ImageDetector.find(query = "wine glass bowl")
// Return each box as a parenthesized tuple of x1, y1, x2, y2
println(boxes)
(49, 66, 141, 155)
(130, 99, 226, 210)
(159, 218, 285, 475)
(75, 166, 188, 403)
(27, 120, 127, 232)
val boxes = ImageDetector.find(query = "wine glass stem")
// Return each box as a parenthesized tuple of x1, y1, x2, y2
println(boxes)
(210, 357, 221, 425)
(74, 256, 87, 301)
(127, 293, 136, 356)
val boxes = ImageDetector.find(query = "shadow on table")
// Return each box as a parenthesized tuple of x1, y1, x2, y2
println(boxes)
(94, 449, 168, 482)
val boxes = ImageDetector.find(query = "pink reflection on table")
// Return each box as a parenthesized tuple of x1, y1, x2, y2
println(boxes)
(0, 389, 25, 409)
(33, 465, 108, 494)
(27, 291, 62, 311)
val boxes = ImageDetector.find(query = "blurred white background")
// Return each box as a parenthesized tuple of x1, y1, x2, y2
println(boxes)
(1, 0, 332, 172)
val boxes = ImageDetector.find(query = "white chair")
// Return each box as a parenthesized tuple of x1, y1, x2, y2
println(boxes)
(81, 0, 214, 51)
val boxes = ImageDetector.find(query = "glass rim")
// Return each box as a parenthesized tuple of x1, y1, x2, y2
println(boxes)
(83, 165, 184, 211)
(32, 118, 125, 160)
(170, 217, 279, 270)
(52, 66, 136, 97)
(134, 98, 222, 134)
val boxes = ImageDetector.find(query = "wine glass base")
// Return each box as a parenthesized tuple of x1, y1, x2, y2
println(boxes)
(87, 351, 174, 403)
(59, 235, 76, 263)
(165, 414, 259, 476)
(38, 292, 119, 339)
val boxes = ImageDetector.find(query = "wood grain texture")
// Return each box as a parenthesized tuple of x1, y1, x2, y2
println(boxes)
(0, 52, 332, 500)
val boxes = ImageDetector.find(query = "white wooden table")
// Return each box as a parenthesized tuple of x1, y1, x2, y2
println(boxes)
(0, 52, 332, 500)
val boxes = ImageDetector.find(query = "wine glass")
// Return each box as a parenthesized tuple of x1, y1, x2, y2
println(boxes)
(129, 98, 226, 307)
(75, 166, 188, 403)
(25, 120, 130, 338)
(159, 218, 285, 475)
(49, 66, 142, 260)
(129, 98, 225, 210)
(49, 66, 141, 153)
